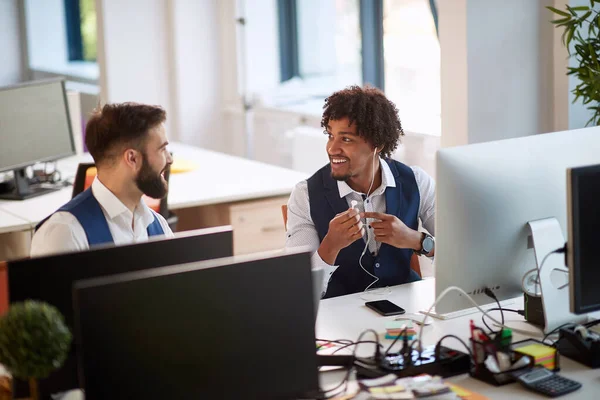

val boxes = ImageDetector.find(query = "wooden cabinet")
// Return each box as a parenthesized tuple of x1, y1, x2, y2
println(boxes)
(174, 195, 289, 255)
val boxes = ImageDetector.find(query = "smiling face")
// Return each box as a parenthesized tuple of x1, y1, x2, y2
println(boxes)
(325, 117, 378, 183)
(134, 124, 173, 199)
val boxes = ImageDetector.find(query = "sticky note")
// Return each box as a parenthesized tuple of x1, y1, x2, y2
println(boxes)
(514, 343, 555, 358)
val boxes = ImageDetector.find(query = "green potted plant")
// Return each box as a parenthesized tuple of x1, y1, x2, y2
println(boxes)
(0, 301, 72, 400)
(548, 2, 600, 126)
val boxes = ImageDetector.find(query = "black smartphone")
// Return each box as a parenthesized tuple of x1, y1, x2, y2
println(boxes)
(365, 300, 406, 316)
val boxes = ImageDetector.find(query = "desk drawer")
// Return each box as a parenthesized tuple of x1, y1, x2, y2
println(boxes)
(229, 196, 288, 255)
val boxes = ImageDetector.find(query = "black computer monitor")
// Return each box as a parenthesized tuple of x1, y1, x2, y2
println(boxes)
(8, 226, 233, 398)
(0, 79, 76, 200)
(73, 250, 319, 400)
(568, 164, 600, 314)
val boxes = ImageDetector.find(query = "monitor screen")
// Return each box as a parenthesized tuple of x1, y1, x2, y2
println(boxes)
(8, 226, 233, 398)
(568, 164, 600, 314)
(73, 250, 319, 399)
(0, 79, 75, 172)
(435, 127, 600, 322)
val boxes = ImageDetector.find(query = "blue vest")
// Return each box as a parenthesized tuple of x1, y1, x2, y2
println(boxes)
(36, 188, 164, 247)
(307, 159, 421, 298)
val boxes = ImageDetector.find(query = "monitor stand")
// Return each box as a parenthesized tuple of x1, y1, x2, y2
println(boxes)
(527, 218, 587, 334)
(0, 168, 60, 200)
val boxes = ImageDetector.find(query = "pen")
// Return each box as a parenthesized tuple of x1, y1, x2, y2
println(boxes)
(470, 320, 479, 373)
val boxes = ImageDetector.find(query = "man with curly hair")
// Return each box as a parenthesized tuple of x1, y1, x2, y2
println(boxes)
(285, 86, 435, 298)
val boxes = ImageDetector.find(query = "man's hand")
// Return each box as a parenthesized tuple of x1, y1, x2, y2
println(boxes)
(362, 212, 422, 250)
(318, 208, 363, 265)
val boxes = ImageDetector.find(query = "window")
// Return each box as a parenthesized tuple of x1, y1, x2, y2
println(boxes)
(278, 0, 362, 96)
(276, 0, 440, 135)
(383, 0, 440, 135)
(65, 0, 97, 62)
(24, 0, 98, 81)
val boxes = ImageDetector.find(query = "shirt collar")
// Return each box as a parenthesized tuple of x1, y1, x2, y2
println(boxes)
(91, 177, 155, 225)
(337, 158, 396, 198)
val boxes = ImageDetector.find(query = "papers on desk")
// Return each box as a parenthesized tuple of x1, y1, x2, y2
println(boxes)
(385, 320, 417, 340)
(335, 374, 489, 400)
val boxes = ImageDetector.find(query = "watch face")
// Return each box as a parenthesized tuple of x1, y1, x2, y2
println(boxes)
(422, 236, 434, 253)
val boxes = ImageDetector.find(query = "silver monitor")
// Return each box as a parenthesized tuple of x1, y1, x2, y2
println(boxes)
(0, 79, 75, 200)
(435, 127, 600, 319)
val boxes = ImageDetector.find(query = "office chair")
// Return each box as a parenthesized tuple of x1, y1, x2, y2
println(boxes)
(280, 204, 422, 278)
(72, 163, 178, 231)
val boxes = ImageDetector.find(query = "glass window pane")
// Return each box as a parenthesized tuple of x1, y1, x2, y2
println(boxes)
(80, 0, 97, 62)
(383, 0, 440, 135)
(296, 0, 362, 95)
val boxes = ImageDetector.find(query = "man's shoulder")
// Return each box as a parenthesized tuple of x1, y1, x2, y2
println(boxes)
(148, 209, 174, 237)
(30, 212, 88, 257)
(307, 163, 331, 181)
(36, 211, 81, 231)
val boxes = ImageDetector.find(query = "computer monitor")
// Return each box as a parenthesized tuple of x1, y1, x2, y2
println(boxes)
(0, 79, 75, 200)
(8, 226, 233, 398)
(435, 127, 600, 318)
(73, 249, 319, 400)
(567, 164, 600, 314)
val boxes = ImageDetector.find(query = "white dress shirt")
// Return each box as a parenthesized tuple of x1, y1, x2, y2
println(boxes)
(285, 160, 435, 295)
(30, 177, 174, 257)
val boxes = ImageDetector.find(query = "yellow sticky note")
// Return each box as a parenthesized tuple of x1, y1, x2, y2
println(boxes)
(170, 158, 198, 174)
(515, 343, 555, 358)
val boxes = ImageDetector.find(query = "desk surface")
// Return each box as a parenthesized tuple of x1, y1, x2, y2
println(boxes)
(0, 209, 30, 234)
(316, 279, 598, 399)
(0, 142, 308, 228)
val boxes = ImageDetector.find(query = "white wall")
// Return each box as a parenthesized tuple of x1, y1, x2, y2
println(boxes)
(440, 0, 555, 147)
(24, 0, 68, 70)
(96, 0, 226, 152)
(169, 1, 223, 150)
(0, 0, 23, 85)
(97, 0, 171, 118)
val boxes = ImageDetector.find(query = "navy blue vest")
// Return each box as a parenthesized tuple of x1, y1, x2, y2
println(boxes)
(36, 188, 164, 247)
(307, 159, 421, 298)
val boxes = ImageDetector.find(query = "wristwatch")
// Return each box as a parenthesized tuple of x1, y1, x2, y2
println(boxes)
(415, 233, 434, 256)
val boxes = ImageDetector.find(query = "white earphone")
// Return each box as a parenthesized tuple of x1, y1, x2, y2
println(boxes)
(358, 145, 389, 298)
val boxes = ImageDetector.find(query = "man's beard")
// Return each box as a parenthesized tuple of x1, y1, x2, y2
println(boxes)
(331, 171, 352, 181)
(135, 153, 168, 199)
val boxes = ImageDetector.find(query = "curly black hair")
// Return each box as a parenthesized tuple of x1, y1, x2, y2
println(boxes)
(321, 85, 404, 159)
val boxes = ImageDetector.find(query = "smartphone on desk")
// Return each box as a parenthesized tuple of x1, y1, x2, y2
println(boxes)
(365, 300, 406, 316)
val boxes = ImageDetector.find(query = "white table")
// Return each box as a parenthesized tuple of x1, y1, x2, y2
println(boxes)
(316, 279, 598, 399)
(0, 209, 33, 261)
(0, 209, 30, 235)
(0, 142, 308, 259)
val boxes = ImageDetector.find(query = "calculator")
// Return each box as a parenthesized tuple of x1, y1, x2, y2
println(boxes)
(516, 367, 581, 397)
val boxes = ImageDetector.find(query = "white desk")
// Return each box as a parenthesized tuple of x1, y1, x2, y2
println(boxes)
(0, 142, 308, 259)
(316, 279, 598, 399)
(0, 210, 30, 235)
(0, 210, 32, 261)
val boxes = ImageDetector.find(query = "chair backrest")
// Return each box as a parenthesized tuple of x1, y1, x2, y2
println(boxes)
(280, 204, 422, 278)
(72, 162, 169, 216)
(281, 204, 288, 228)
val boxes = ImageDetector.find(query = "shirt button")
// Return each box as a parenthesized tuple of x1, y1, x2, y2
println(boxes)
(375, 262, 380, 268)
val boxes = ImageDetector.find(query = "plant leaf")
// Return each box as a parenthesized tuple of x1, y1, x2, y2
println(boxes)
(567, 28, 576, 48)
(547, 6, 571, 17)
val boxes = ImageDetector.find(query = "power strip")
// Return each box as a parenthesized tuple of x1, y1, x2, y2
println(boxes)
(355, 345, 471, 379)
